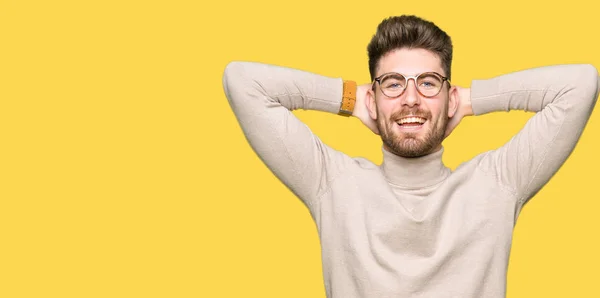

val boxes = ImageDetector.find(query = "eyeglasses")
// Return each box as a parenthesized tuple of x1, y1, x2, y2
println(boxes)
(372, 72, 449, 98)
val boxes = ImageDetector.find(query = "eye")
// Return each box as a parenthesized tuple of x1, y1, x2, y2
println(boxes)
(418, 74, 441, 89)
(381, 75, 405, 89)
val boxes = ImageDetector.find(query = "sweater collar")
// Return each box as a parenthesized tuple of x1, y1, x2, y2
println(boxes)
(379, 146, 451, 189)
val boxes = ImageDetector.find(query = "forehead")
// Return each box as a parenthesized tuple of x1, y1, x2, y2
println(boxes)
(376, 48, 444, 77)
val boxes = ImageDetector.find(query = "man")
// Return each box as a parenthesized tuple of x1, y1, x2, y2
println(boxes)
(221, 15, 599, 298)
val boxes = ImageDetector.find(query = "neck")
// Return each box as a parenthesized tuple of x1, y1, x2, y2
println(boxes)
(380, 145, 450, 189)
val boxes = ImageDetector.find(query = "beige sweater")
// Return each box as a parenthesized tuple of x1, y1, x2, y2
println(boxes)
(221, 61, 599, 297)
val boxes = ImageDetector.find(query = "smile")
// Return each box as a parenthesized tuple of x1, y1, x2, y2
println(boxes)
(395, 116, 427, 132)
(396, 116, 427, 125)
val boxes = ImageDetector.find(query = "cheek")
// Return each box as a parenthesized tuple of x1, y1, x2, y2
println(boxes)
(427, 100, 448, 119)
(376, 100, 395, 120)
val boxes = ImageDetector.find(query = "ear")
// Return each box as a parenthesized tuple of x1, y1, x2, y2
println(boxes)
(447, 85, 459, 118)
(366, 87, 378, 121)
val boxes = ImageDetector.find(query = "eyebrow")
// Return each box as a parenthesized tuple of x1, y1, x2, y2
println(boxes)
(378, 71, 443, 77)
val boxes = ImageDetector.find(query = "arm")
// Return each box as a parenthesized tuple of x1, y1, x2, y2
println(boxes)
(222, 61, 355, 212)
(468, 64, 599, 207)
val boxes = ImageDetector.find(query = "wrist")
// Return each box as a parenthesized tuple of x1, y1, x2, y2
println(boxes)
(338, 80, 357, 116)
(462, 88, 473, 116)
(352, 85, 365, 118)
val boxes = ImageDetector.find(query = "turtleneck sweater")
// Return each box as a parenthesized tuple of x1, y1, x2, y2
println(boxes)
(221, 61, 599, 298)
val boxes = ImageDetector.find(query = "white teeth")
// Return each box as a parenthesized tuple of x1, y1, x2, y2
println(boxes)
(397, 117, 426, 125)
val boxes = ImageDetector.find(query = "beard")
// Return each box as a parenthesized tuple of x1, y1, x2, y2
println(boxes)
(376, 106, 448, 158)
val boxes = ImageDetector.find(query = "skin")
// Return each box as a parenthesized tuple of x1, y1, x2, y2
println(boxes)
(353, 48, 473, 157)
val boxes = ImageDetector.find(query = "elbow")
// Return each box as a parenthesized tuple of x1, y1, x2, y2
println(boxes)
(222, 61, 270, 104)
(222, 61, 246, 97)
(223, 61, 246, 80)
(566, 64, 600, 117)
(574, 64, 599, 101)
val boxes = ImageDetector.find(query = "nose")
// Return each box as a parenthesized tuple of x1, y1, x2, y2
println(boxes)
(400, 78, 420, 107)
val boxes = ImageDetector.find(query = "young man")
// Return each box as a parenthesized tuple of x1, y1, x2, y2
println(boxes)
(221, 15, 599, 298)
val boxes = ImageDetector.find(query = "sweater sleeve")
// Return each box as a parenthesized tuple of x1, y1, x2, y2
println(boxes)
(471, 64, 599, 207)
(221, 61, 353, 212)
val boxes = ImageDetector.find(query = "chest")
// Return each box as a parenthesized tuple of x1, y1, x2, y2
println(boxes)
(317, 168, 519, 255)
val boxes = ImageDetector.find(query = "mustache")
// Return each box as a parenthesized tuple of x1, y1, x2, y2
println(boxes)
(390, 109, 431, 121)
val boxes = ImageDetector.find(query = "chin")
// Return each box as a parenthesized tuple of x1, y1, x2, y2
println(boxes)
(385, 138, 429, 157)
(379, 119, 444, 157)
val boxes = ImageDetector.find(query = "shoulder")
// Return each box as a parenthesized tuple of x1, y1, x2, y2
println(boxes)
(453, 151, 497, 177)
(452, 151, 519, 197)
(329, 155, 382, 180)
(352, 156, 380, 169)
(449, 151, 501, 185)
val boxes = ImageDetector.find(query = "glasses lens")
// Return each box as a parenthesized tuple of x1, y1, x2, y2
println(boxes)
(417, 73, 443, 97)
(380, 74, 406, 97)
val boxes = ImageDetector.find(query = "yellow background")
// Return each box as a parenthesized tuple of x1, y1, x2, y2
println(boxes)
(1, 0, 599, 297)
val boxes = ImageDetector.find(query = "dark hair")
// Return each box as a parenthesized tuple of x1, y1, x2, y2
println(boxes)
(367, 15, 453, 81)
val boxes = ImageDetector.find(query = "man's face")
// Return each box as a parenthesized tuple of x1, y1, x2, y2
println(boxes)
(367, 48, 456, 158)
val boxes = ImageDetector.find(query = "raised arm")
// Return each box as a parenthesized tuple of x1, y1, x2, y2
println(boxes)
(471, 64, 599, 207)
(222, 61, 354, 213)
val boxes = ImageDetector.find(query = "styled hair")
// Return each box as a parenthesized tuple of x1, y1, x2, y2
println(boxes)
(367, 15, 453, 81)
